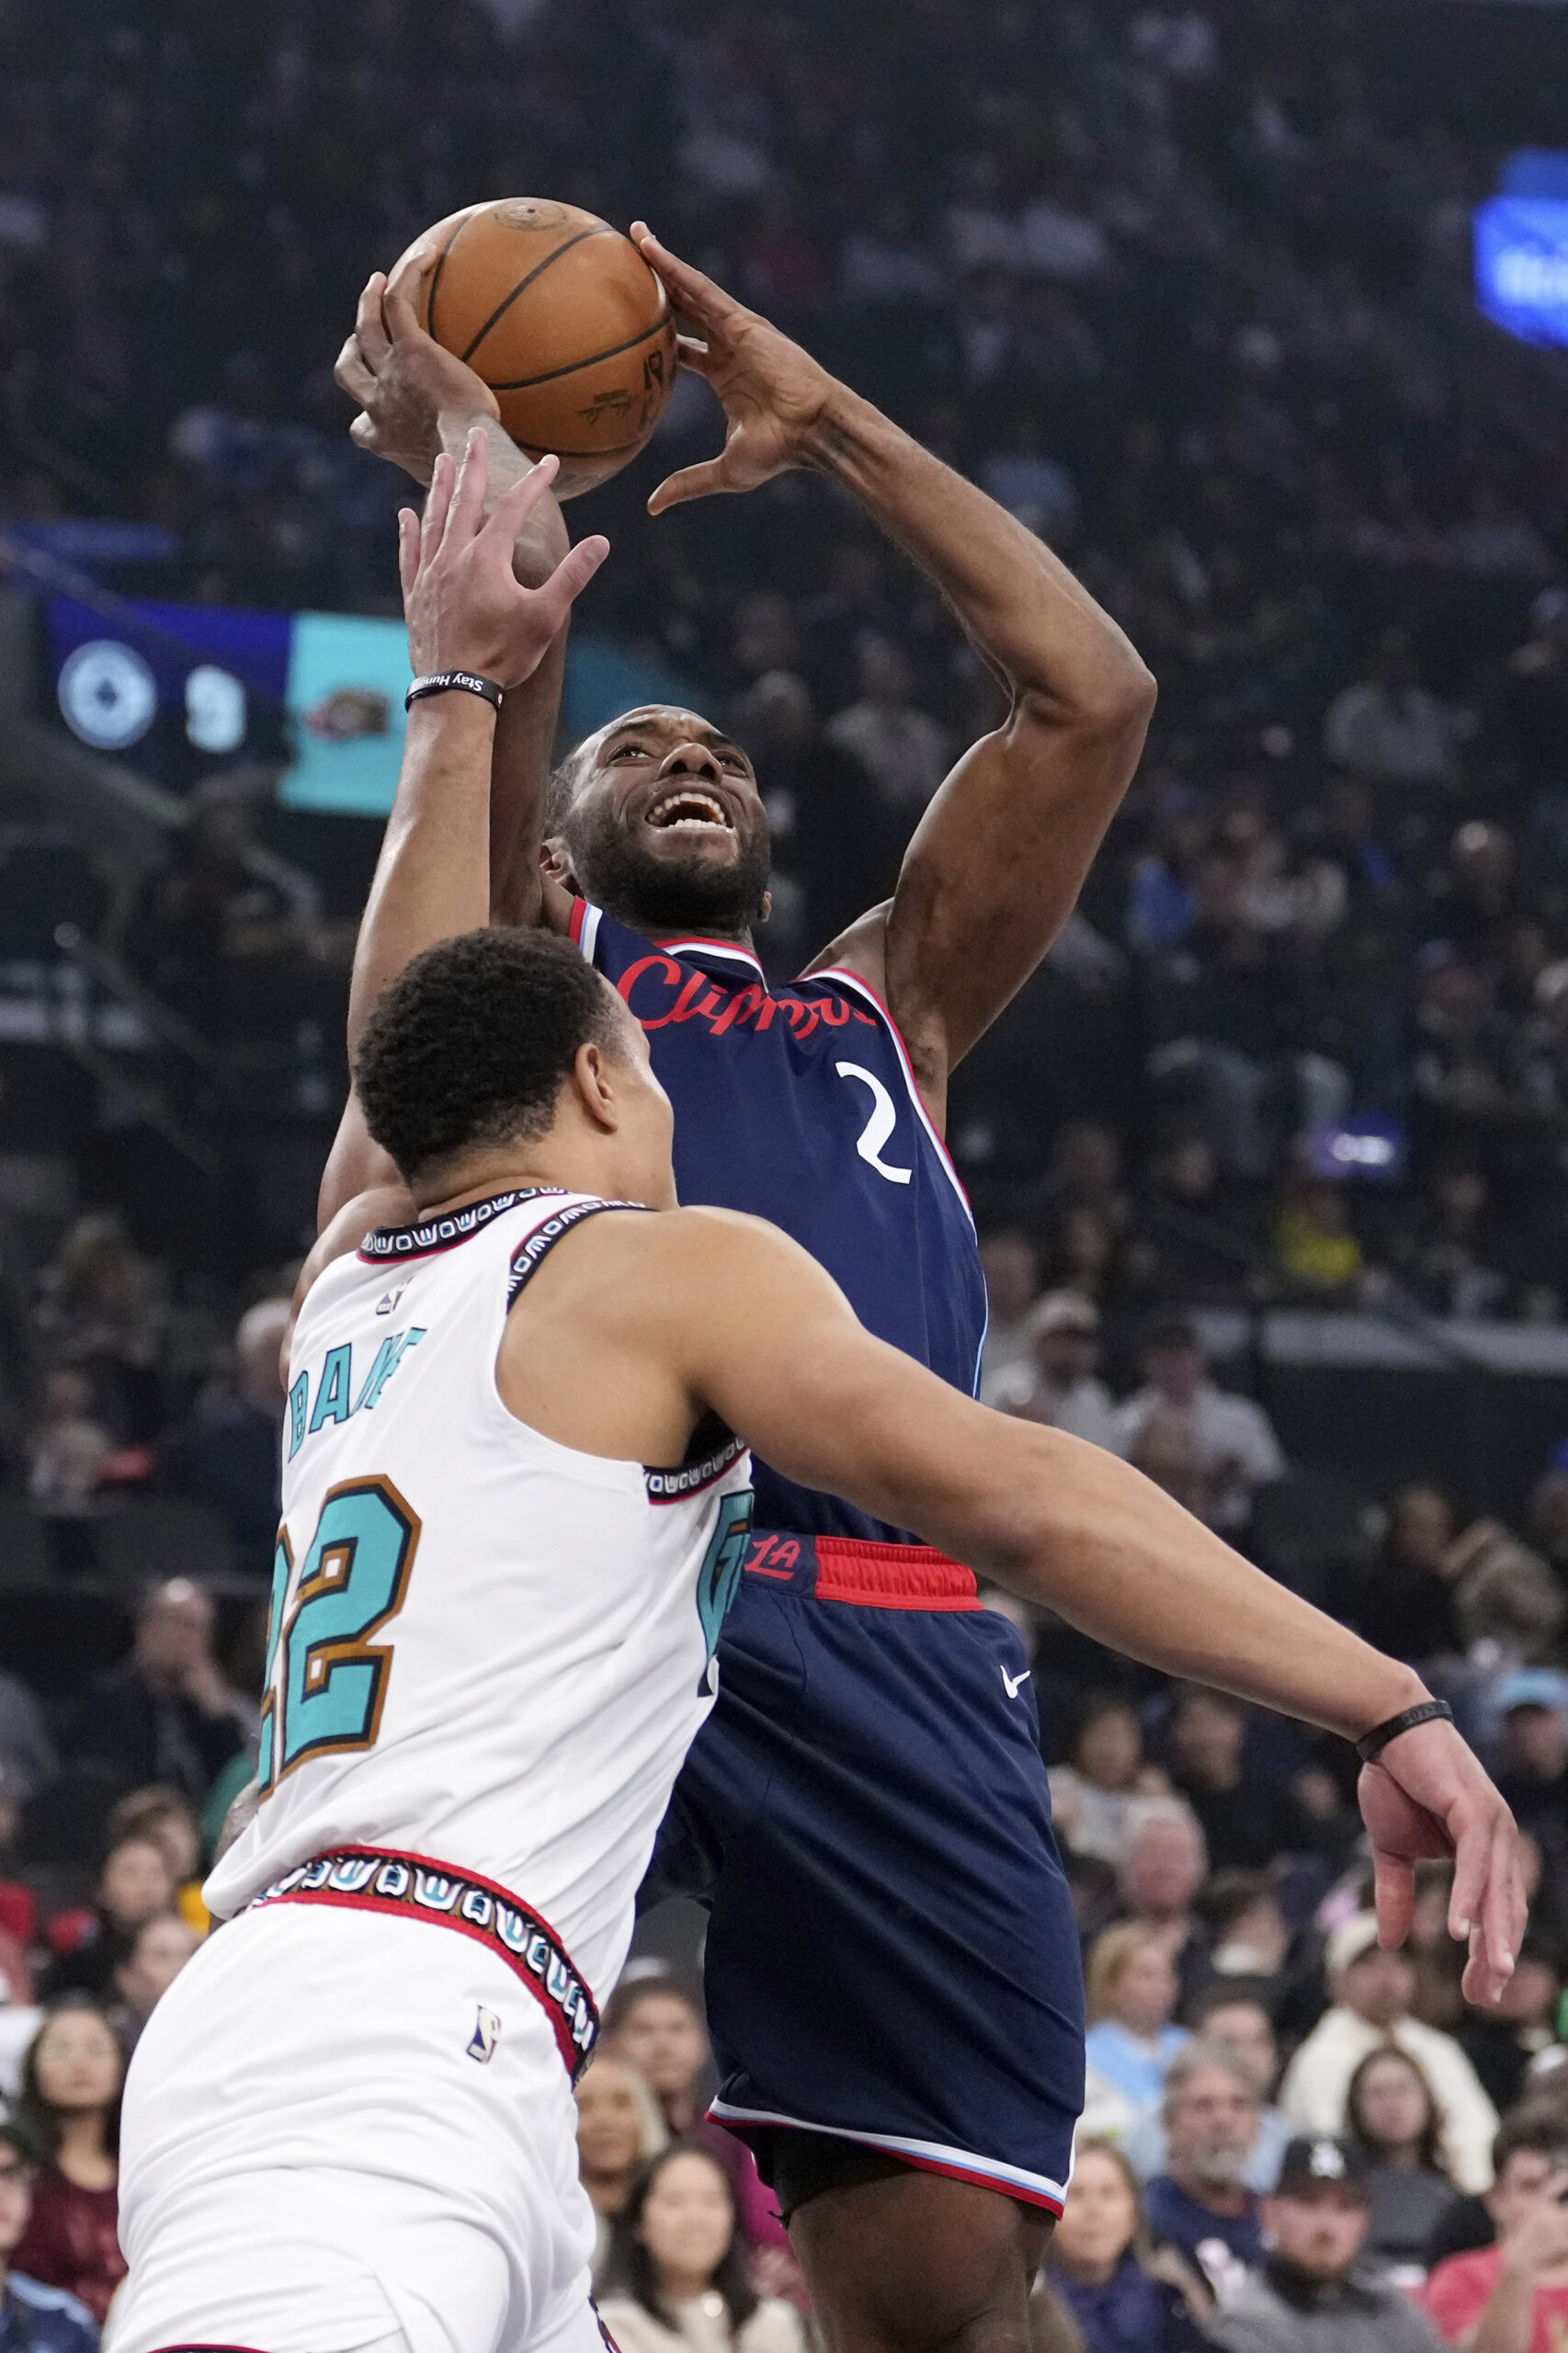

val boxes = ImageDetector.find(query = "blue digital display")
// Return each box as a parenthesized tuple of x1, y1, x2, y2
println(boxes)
(1475, 196, 1568, 347)
(43, 594, 709, 815)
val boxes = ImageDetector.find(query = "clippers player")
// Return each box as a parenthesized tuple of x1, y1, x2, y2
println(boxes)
(331, 256, 1520, 2352)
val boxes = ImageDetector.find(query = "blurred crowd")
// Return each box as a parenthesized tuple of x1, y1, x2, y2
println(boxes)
(3, 0, 1568, 2344)
(3, 0, 1568, 1316)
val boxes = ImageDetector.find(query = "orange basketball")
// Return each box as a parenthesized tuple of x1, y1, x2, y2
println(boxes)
(415, 199, 676, 497)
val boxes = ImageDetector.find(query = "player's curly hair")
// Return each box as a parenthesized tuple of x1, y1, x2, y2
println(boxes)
(354, 926, 619, 1184)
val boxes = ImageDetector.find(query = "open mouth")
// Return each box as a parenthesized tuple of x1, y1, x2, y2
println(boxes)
(646, 787, 734, 834)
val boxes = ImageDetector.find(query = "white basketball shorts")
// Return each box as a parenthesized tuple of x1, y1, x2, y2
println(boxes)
(109, 1900, 604, 2353)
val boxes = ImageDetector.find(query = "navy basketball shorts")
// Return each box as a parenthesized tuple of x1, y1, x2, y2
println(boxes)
(641, 1533, 1085, 2215)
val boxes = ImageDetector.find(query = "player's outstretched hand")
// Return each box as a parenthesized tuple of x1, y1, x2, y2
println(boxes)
(1358, 1712, 1527, 2006)
(630, 222, 845, 513)
(398, 429, 608, 688)
(335, 267, 497, 484)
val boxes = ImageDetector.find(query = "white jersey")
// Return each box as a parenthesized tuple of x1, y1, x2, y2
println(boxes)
(206, 1185, 754, 2016)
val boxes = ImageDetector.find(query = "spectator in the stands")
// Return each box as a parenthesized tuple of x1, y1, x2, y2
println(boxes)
(1113, 1321, 1284, 1535)
(1493, 1672, 1568, 1870)
(989, 1291, 1122, 1453)
(601, 1977, 780, 2256)
(39, 1834, 176, 2000)
(32, 1216, 163, 1401)
(574, 2054, 668, 2291)
(1444, 1522, 1564, 1662)
(1194, 1877, 1290, 1985)
(596, 2146, 806, 2353)
(64, 1579, 251, 1811)
(1142, 2042, 1266, 2302)
(1323, 626, 1465, 790)
(1422, 2110, 1568, 2348)
(1046, 2137, 1210, 2352)
(25, 1370, 113, 1570)
(106, 1911, 200, 2053)
(1344, 2046, 1460, 2273)
(0, 1672, 55, 1815)
(823, 630, 949, 811)
(977, 1231, 1042, 1401)
(1344, 1486, 1461, 1665)
(1083, 1924, 1189, 2124)
(103, 1787, 209, 1934)
(1117, 1800, 1210, 1989)
(0, 2122, 97, 2353)
(1208, 2135, 1447, 2352)
(1165, 1688, 1315, 1871)
(1126, 1985, 1291, 2194)
(172, 1295, 290, 1573)
(1457, 1938, 1565, 2116)
(9, 2000, 127, 2323)
(1279, 1914, 1498, 2193)
(1049, 1697, 1168, 1867)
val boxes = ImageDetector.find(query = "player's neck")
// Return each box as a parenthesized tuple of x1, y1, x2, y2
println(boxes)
(414, 1145, 670, 1218)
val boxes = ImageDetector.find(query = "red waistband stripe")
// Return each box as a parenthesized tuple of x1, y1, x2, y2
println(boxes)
(745, 1531, 980, 1610)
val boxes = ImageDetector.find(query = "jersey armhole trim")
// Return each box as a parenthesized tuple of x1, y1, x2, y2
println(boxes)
(506, 1194, 650, 1306)
(811, 966, 975, 1229)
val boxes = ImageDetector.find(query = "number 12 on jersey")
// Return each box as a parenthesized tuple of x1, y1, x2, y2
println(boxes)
(258, 1477, 422, 1795)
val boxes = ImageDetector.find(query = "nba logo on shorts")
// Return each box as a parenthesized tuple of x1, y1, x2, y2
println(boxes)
(467, 2006, 502, 2063)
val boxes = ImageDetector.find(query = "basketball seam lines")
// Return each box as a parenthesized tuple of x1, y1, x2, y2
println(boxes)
(426, 211, 475, 347)
(487, 313, 672, 391)
(458, 226, 618, 364)
(517, 436, 650, 459)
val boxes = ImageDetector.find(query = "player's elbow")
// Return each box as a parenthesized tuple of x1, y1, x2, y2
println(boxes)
(1015, 652, 1157, 744)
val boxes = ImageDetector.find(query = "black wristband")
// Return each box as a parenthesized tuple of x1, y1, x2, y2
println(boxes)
(1355, 1699, 1454, 1766)
(405, 670, 504, 712)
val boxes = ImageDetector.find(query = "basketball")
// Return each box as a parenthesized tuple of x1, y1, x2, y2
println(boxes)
(410, 199, 676, 498)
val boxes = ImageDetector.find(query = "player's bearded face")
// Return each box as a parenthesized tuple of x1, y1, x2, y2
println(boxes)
(562, 751, 771, 934)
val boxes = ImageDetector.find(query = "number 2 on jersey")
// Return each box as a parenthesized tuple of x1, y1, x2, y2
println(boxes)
(257, 1477, 421, 1794)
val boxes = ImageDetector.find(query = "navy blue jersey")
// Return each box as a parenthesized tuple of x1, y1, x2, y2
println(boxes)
(574, 898, 987, 1540)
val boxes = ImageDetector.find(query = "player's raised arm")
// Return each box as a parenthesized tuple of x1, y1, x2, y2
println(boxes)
(317, 429, 607, 1229)
(335, 256, 575, 927)
(631, 224, 1157, 1122)
(636, 1208, 1524, 2006)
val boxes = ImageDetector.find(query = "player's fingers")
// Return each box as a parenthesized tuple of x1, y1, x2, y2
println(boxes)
(355, 273, 392, 369)
(675, 335, 716, 378)
(383, 280, 431, 347)
(386, 231, 444, 313)
(396, 506, 419, 602)
(334, 335, 376, 405)
(1370, 1845, 1415, 1953)
(443, 426, 490, 551)
(646, 458, 735, 517)
(1448, 1802, 1491, 1944)
(1481, 1814, 1522, 1988)
(532, 534, 610, 627)
(631, 222, 736, 332)
(483, 453, 561, 544)
(421, 450, 456, 563)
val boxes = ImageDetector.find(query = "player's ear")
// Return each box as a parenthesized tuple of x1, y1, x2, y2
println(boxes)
(571, 1039, 620, 1131)
(757, 890, 772, 926)
(540, 836, 578, 891)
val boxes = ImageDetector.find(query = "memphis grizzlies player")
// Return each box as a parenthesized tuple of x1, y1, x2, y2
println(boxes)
(330, 243, 1516, 2353)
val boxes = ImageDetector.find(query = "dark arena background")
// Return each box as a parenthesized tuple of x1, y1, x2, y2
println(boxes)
(5, 0, 1568, 2339)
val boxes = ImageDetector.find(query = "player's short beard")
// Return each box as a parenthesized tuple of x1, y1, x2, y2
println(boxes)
(563, 801, 771, 936)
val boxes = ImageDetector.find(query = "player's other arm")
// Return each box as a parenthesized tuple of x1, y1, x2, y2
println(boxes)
(652, 1211, 1524, 2005)
(335, 260, 574, 926)
(631, 227, 1156, 1120)
(317, 435, 608, 1230)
